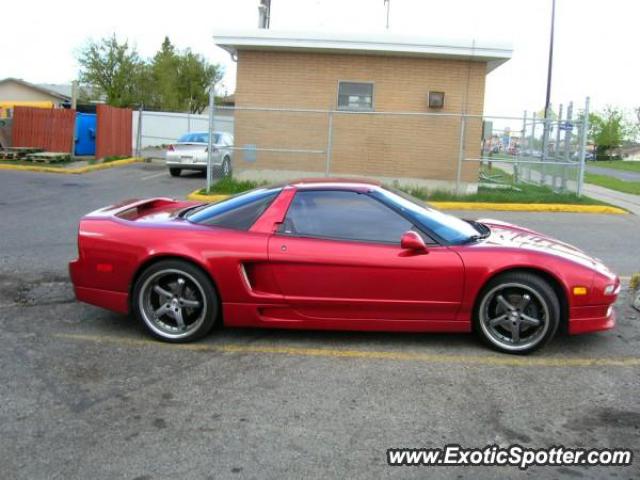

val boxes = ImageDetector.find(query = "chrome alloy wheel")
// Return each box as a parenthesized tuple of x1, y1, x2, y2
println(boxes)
(478, 282, 550, 352)
(138, 269, 207, 340)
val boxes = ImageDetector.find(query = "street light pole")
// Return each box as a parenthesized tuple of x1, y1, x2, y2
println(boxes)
(541, 0, 556, 165)
(544, 0, 556, 121)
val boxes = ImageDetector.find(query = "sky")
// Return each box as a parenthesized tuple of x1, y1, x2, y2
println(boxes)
(2, 0, 639, 119)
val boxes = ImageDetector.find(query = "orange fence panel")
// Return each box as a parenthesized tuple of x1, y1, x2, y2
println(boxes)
(96, 105, 132, 159)
(12, 107, 75, 152)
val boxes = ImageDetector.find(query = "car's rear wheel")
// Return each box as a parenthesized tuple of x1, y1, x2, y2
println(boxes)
(221, 157, 232, 178)
(474, 272, 560, 354)
(169, 168, 181, 177)
(133, 260, 218, 343)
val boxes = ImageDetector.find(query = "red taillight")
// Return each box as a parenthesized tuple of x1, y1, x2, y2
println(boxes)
(168, 145, 175, 151)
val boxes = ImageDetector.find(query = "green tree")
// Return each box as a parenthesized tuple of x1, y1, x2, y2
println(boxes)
(150, 37, 182, 111)
(78, 34, 149, 107)
(175, 50, 223, 113)
(588, 107, 632, 159)
(78, 34, 223, 112)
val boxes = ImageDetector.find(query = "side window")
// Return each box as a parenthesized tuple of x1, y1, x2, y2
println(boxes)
(188, 188, 280, 230)
(280, 190, 414, 244)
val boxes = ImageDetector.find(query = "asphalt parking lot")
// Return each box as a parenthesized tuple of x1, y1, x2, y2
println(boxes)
(1, 163, 639, 479)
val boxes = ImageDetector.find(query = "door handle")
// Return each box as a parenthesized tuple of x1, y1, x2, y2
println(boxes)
(280, 244, 287, 252)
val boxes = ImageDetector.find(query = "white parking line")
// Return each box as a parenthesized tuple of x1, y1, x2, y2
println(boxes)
(140, 172, 167, 181)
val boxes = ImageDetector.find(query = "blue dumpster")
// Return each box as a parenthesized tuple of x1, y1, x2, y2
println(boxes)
(74, 112, 96, 156)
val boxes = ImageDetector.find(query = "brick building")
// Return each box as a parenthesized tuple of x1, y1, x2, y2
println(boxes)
(214, 31, 512, 192)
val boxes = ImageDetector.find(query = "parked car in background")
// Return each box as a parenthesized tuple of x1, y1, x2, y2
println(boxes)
(166, 131, 233, 177)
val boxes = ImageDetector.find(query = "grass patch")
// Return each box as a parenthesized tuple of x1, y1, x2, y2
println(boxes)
(584, 173, 640, 195)
(198, 177, 267, 195)
(402, 183, 608, 205)
(588, 160, 640, 173)
(401, 166, 606, 205)
(195, 175, 608, 206)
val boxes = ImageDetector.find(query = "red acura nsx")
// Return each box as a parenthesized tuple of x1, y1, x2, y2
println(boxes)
(69, 178, 620, 354)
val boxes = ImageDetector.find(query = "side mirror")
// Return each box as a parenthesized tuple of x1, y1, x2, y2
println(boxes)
(400, 231, 428, 253)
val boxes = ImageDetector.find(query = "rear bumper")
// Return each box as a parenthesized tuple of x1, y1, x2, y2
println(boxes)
(568, 304, 616, 335)
(69, 259, 129, 314)
(166, 161, 210, 170)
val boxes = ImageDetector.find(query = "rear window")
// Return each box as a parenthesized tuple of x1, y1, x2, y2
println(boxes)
(186, 187, 281, 230)
(177, 133, 220, 144)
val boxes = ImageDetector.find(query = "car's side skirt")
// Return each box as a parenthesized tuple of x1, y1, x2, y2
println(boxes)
(222, 303, 471, 333)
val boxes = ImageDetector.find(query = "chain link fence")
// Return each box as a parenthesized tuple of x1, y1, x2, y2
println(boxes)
(134, 98, 590, 196)
(472, 98, 590, 196)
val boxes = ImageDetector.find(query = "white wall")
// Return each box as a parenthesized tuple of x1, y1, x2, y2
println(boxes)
(132, 110, 234, 149)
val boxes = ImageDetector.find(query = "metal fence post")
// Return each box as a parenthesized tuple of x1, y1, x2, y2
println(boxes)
(516, 110, 527, 184)
(529, 112, 537, 183)
(135, 105, 143, 158)
(455, 115, 466, 194)
(576, 97, 590, 197)
(206, 85, 215, 193)
(564, 102, 573, 162)
(555, 104, 563, 191)
(325, 110, 334, 176)
(563, 102, 573, 191)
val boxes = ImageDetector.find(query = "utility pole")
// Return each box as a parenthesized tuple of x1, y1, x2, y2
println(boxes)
(544, 0, 556, 120)
(541, 0, 556, 163)
(258, 0, 271, 29)
(384, 0, 390, 29)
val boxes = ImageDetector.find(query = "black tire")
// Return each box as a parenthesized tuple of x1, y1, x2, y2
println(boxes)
(132, 259, 219, 343)
(220, 157, 232, 178)
(169, 168, 182, 177)
(473, 271, 560, 354)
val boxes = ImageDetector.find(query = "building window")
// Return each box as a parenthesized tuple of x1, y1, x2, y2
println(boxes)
(428, 91, 445, 109)
(337, 81, 374, 111)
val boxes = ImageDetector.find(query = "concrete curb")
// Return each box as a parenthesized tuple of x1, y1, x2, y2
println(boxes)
(186, 190, 628, 215)
(187, 192, 233, 203)
(0, 157, 143, 174)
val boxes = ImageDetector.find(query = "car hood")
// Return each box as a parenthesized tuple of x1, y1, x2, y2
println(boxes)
(476, 218, 614, 275)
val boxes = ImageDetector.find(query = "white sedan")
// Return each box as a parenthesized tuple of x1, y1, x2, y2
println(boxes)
(166, 131, 234, 177)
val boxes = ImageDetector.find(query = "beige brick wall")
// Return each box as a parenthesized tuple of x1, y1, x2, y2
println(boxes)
(234, 50, 487, 185)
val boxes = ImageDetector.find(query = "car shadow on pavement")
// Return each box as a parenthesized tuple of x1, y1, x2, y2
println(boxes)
(81, 307, 621, 358)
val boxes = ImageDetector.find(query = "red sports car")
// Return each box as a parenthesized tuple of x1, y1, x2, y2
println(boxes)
(69, 178, 620, 354)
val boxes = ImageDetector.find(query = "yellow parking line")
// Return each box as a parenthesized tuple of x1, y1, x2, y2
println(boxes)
(55, 333, 640, 368)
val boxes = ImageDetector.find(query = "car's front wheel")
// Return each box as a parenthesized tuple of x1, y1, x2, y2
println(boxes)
(132, 260, 218, 342)
(474, 272, 560, 354)
(169, 168, 181, 177)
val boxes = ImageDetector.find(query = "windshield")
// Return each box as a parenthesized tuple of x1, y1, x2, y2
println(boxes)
(371, 187, 481, 244)
(177, 132, 220, 144)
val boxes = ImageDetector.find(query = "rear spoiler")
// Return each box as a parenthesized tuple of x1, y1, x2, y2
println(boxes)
(84, 198, 178, 219)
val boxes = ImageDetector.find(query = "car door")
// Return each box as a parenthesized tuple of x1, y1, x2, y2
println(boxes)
(267, 189, 465, 325)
